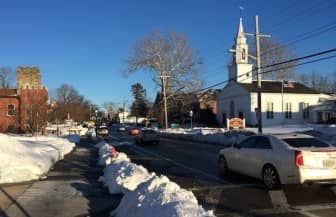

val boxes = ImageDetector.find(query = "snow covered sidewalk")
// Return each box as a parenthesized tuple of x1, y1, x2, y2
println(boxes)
(97, 141, 215, 217)
(0, 133, 77, 184)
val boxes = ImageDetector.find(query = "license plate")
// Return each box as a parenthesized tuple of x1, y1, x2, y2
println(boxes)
(323, 159, 336, 168)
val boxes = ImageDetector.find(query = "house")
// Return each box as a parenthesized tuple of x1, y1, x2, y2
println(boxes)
(153, 90, 219, 127)
(216, 18, 327, 127)
(310, 96, 336, 123)
(0, 66, 48, 133)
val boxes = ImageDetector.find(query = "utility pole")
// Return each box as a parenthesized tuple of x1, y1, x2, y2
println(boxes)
(122, 97, 127, 124)
(245, 15, 270, 134)
(160, 74, 170, 130)
(255, 15, 270, 134)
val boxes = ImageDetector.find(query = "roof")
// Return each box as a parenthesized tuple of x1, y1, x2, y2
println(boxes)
(238, 81, 320, 94)
(0, 88, 18, 97)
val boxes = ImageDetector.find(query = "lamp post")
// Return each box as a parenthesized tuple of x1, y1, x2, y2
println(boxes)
(189, 110, 193, 129)
(95, 109, 98, 123)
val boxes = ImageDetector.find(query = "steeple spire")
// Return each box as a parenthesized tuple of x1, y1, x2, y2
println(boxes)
(228, 17, 252, 84)
(238, 17, 244, 35)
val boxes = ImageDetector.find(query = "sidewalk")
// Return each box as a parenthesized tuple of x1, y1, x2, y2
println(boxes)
(1, 137, 120, 217)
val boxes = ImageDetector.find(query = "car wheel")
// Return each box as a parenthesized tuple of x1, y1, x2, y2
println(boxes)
(262, 165, 281, 190)
(218, 156, 229, 177)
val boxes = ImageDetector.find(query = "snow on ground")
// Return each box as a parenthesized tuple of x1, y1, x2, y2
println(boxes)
(0, 133, 76, 184)
(112, 175, 215, 217)
(97, 143, 215, 217)
(161, 124, 326, 146)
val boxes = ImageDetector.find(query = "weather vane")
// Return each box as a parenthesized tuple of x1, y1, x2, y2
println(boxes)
(239, 6, 244, 17)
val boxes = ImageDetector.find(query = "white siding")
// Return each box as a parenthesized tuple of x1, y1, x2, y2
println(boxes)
(250, 92, 323, 126)
(216, 84, 251, 127)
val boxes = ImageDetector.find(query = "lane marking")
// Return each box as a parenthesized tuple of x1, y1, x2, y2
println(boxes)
(269, 190, 289, 210)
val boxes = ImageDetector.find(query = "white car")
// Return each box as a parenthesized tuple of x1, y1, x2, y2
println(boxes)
(218, 133, 336, 189)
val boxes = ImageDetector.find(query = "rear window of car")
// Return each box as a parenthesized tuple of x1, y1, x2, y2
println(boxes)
(283, 138, 330, 148)
(142, 130, 156, 134)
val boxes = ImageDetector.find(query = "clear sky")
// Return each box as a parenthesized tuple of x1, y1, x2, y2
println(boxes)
(0, 0, 335, 108)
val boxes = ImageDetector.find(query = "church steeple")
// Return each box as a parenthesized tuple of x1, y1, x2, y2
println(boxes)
(228, 17, 252, 84)
(234, 18, 248, 64)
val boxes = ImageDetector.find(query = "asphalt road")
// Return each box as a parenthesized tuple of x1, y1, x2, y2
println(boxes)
(108, 131, 336, 217)
(0, 137, 121, 217)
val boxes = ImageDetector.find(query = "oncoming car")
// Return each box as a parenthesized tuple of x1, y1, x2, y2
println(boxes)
(96, 126, 109, 137)
(218, 133, 336, 189)
(135, 129, 160, 145)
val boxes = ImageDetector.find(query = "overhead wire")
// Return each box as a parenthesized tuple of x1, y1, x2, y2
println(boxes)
(187, 48, 336, 95)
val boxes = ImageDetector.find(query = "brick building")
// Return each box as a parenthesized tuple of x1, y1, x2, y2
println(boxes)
(0, 66, 48, 133)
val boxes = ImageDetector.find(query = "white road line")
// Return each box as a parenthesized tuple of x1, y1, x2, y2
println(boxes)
(129, 144, 232, 184)
(268, 190, 289, 210)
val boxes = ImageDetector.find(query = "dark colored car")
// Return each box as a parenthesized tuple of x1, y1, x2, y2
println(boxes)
(96, 126, 109, 137)
(135, 129, 160, 145)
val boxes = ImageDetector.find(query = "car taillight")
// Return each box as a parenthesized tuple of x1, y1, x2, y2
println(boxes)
(295, 150, 304, 167)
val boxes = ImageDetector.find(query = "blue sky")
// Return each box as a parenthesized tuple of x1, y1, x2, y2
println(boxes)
(0, 0, 335, 108)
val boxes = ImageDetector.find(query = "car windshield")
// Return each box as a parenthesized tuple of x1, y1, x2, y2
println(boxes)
(282, 138, 330, 148)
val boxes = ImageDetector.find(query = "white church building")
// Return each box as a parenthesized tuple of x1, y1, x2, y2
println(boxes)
(216, 18, 328, 127)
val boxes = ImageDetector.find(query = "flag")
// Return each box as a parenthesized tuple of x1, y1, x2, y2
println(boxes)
(283, 80, 294, 88)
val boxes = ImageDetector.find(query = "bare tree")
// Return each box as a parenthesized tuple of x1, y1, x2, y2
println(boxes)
(51, 84, 90, 123)
(103, 101, 118, 120)
(124, 31, 204, 126)
(252, 38, 297, 80)
(0, 67, 15, 88)
(124, 31, 204, 94)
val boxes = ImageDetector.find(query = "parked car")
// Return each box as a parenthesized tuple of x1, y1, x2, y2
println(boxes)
(218, 133, 336, 189)
(135, 129, 160, 145)
(222, 130, 256, 146)
(96, 126, 109, 137)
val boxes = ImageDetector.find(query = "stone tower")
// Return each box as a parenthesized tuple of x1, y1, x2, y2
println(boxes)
(228, 18, 253, 84)
(17, 66, 42, 89)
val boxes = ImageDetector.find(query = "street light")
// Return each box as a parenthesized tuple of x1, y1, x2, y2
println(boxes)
(189, 110, 193, 129)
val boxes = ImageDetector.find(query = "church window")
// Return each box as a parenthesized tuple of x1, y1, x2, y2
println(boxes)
(303, 103, 309, 119)
(285, 102, 292, 119)
(230, 101, 235, 118)
(266, 102, 274, 119)
(7, 104, 15, 116)
(242, 48, 246, 60)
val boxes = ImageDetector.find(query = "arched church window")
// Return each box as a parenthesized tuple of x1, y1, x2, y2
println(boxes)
(230, 101, 235, 118)
(242, 48, 246, 60)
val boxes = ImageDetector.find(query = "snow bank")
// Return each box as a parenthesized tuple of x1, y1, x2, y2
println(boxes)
(98, 146, 215, 217)
(0, 134, 75, 184)
(100, 158, 154, 194)
(112, 175, 215, 217)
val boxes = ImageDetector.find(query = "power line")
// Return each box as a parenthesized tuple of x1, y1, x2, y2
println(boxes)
(188, 48, 336, 94)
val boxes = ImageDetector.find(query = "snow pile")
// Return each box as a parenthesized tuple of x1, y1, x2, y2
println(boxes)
(98, 147, 215, 217)
(0, 134, 75, 183)
(97, 142, 120, 166)
(112, 175, 215, 217)
(100, 157, 154, 194)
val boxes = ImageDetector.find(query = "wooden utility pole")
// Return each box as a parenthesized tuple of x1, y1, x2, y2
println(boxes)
(244, 16, 271, 133)
(160, 75, 170, 130)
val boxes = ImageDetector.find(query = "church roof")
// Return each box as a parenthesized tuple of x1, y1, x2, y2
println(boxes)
(238, 81, 320, 94)
(0, 88, 18, 97)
